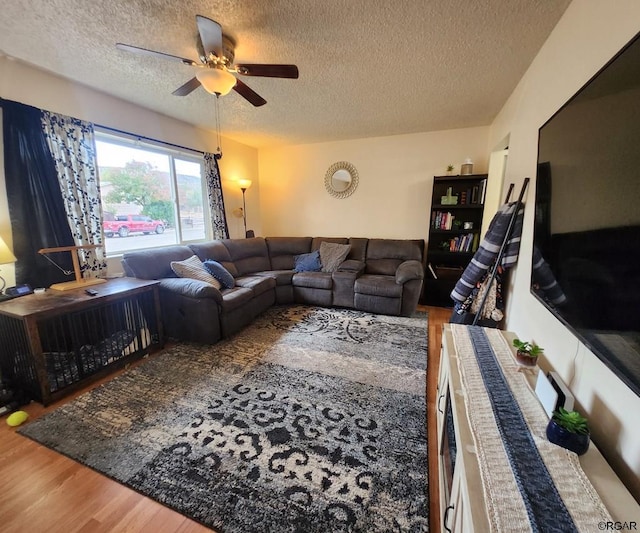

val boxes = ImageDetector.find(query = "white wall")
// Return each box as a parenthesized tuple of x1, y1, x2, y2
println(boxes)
(0, 57, 259, 278)
(491, 0, 640, 499)
(258, 127, 490, 240)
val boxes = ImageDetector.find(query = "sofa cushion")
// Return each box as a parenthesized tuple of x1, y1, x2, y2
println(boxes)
(311, 237, 349, 251)
(292, 271, 333, 290)
(337, 259, 365, 273)
(294, 250, 322, 272)
(355, 275, 403, 298)
(203, 260, 235, 289)
(347, 238, 369, 262)
(365, 239, 424, 276)
(220, 287, 254, 312)
(170, 255, 222, 289)
(234, 275, 276, 297)
(189, 241, 238, 277)
(254, 270, 294, 286)
(267, 237, 312, 270)
(319, 242, 352, 273)
(122, 245, 193, 279)
(158, 277, 222, 302)
(222, 237, 271, 276)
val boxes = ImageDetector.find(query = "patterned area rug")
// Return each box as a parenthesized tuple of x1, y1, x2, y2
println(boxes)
(20, 305, 429, 532)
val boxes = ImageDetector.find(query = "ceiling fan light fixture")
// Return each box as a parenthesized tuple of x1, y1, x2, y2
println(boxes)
(196, 68, 236, 95)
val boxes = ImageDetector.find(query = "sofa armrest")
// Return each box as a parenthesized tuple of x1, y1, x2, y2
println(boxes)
(158, 277, 223, 304)
(395, 260, 425, 284)
(337, 259, 365, 274)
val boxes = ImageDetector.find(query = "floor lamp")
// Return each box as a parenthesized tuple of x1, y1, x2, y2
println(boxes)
(238, 179, 253, 238)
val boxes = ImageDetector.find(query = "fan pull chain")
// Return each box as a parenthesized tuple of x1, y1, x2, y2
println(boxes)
(215, 95, 223, 157)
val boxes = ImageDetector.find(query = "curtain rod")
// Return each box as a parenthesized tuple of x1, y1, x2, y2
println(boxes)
(95, 124, 205, 156)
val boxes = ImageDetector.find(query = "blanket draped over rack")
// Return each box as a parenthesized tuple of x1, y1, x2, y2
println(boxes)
(451, 202, 524, 305)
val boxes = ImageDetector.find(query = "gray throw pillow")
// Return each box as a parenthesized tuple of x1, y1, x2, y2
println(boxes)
(319, 242, 352, 273)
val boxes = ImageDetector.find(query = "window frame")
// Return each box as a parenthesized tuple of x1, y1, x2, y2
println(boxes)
(95, 129, 211, 257)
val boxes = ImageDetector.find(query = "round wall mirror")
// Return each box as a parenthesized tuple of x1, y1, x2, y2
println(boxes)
(325, 161, 359, 198)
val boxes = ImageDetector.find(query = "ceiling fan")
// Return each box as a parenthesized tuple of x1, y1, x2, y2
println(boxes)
(116, 15, 299, 107)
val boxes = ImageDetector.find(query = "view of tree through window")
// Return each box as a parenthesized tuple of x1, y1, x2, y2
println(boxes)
(95, 134, 208, 256)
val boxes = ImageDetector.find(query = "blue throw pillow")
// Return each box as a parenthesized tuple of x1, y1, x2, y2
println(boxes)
(203, 260, 235, 289)
(294, 250, 322, 272)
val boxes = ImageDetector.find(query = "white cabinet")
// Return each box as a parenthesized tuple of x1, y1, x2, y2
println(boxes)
(436, 324, 640, 532)
(437, 327, 489, 532)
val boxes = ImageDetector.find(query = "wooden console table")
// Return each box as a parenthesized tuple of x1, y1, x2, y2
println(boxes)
(0, 278, 163, 405)
(437, 324, 640, 532)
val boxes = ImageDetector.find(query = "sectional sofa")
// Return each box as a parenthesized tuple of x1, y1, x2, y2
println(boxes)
(121, 236, 425, 344)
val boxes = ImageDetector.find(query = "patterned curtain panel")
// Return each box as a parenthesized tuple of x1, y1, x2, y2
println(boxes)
(204, 152, 229, 239)
(41, 112, 107, 278)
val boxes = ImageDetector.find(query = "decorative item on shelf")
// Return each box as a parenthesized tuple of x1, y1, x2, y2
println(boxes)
(463, 221, 474, 230)
(546, 407, 590, 455)
(446, 164, 455, 176)
(512, 338, 543, 367)
(0, 236, 17, 294)
(461, 157, 473, 175)
(452, 219, 463, 230)
(237, 179, 253, 238)
(441, 187, 459, 205)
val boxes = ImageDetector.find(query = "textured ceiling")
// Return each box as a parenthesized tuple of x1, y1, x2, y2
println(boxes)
(0, 0, 571, 148)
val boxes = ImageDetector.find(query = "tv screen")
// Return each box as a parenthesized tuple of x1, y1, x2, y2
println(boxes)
(533, 31, 640, 396)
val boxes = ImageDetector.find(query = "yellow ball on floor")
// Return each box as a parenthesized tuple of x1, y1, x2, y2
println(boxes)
(6, 410, 29, 427)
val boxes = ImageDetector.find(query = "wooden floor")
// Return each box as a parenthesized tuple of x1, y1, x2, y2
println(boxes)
(0, 305, 449, 533)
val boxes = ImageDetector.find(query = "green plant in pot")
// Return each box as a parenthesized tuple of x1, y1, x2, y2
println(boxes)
(512, 338, 543, 367)
(546, 407, 590, 455)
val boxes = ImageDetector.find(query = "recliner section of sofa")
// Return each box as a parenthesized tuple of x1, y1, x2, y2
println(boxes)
(120, 245, 223, 344)
(121, 236, 424, 344)
(189, 238, 276, 338)
(355, 239, 425, 316)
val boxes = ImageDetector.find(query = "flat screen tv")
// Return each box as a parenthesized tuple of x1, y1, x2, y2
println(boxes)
(533, 31, 640, 397)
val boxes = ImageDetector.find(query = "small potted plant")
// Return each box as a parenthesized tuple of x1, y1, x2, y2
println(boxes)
(546, 407, 590, 455)
(446, 164, 455, 175)
(512, 338, 543, 367)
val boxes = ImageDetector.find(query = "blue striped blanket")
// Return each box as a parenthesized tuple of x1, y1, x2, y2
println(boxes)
(451, 202, 524, 303)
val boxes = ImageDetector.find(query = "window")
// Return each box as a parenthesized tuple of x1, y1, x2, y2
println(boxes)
(95, 132, 208, 256)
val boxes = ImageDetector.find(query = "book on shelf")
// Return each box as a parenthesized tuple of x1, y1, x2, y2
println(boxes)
(432, 211, 455, 230)
(478, 179, 487, 204)
(427, 263, 438, 279)
(446, 232, 477, 252)
(471, 185, 479, 204)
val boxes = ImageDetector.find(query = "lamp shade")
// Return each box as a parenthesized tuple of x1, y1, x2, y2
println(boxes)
(0, 236, 16, 265)
(238, 179, 252, 190)
(196, 68, 237, 96)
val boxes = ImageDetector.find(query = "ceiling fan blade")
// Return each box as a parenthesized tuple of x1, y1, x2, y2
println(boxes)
(116, 43, 198, 66)
(233, 79, 267, 107)
(172, 77, 201, 96)
(196, 15, 223, 58)
(235, 64, 299, 79)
